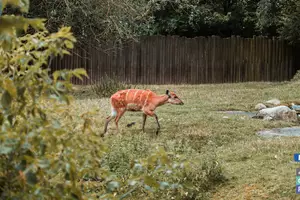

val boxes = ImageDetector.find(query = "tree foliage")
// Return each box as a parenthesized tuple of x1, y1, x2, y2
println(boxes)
(279, 0, 300, 43)
(25, 0, 154, 45)
(7, 0, 299, 44)
(149, 0, 260, 38)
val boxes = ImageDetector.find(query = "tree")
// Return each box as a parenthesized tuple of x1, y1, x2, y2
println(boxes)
(146, 0, 261, 38)
(25, 0, 154, 45)
(256, 0, 282, 36)
(279, 0, 300, 43)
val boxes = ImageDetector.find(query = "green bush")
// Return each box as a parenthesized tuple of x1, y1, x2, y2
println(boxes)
(91, 74, 134, 98)
(0, 1, 106, 198)
(103, 135, 227, 200)
(291, 70, 300, 82)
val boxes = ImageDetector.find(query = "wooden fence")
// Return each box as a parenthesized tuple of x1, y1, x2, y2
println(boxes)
(50, 35, 300, 85)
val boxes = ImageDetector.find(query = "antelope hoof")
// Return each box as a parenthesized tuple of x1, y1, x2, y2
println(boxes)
(156, 129, 160, 135)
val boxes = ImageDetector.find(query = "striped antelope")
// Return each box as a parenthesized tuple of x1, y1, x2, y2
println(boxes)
(103, 89, 184, 135)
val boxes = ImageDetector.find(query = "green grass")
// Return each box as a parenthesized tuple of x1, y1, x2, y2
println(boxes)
(72, 81, 300, 199)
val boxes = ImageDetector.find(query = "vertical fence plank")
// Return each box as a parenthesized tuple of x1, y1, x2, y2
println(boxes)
(172, 36, 178, 84)
(169, 36, 175, 84)
(151, 36, 157, 84)
(220, 37, 225, 83)
(224, 38, 229, 82)
(229, 36, 233, 83)
(276, 38, 281, 81)
(140, 37, 145, 84)
(159, 36, 165, 84)
(240, 37, 245, 82)
(190, 38, 197, 84)
(258, 37, 263, 81)
(197, 37, 201, 83)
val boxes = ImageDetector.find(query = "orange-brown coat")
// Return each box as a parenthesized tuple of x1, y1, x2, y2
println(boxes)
(103, 89, 183, 135)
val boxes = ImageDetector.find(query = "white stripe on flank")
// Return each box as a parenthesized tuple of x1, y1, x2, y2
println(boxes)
(133, 90, 139, 102)
(125, 89, 131, 101)
(139, 90, 145, 102)
(143, 91, 151, 108)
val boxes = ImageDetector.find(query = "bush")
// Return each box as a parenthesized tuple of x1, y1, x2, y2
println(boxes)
(91, 74, 134, 98)
(102, 135, 227, 200)
(0, 2, 106, 198)
(291, 70, 300, 82)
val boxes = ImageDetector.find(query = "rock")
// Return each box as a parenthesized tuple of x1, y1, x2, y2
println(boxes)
(254, 106, 298, 122)
(255, 103, 267, 110)
(291, 104, 300, 111)
(265, 98, 281, 106)
(282, 110, 298, 121)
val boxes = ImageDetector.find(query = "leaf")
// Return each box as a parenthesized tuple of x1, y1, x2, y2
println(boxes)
(0, 146, 13, 154)
(65, 172, 70, 180)
(143, 176, 159, 188)
(52, 119, 61, 129)
(3, 78, 17, 98)
(52, 71, 60, 82)
(128, 180, 137, 186)
(0, 34, 13, 51)
(73, 68, 88, 78)
(7, 114, 13, 125)
(0, 16, 45, 33)
(25, 171, 38, 185)
(16, 160, 27, 171)
(133, 163, 143, 171)
(37, 159, 50, 169)
(19, 0, 30, 13)
(160, 155, 170, 165)
(64, 40, 74, 49)
(144, 185, 154, 192)
(39, 143, 46, 156)
(17, 87, 26, 99)
(147, 155, 158, 169)
(37, 108, 46, 121)
(62, 49, 71, 55)
(107, 181, 120, 192)
(170, 183, 182, 189)
(159, 181, 169, 190)
(65, 163, 71, 173)
(1, 90, 12, 110)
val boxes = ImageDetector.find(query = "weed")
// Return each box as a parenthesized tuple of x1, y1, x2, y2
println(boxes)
(91, 74, 134, 98)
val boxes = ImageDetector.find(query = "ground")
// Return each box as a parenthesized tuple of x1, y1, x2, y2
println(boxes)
(72, 82, 300, 199)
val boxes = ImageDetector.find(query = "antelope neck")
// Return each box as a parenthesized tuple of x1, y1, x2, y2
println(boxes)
(152, 94, 169, 107)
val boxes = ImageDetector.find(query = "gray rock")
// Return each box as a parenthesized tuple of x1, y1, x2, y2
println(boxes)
(265, 98, 281, 106)
(254, 106, 297, 122)
(255, 103, 267, 110)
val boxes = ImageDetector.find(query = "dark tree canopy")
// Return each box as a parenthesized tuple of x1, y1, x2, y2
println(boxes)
(16, 0, 300, 44)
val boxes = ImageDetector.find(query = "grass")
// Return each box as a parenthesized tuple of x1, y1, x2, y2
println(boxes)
(71, 81, 300, 199)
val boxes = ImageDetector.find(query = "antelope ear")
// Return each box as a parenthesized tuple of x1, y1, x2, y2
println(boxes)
(166, 90, 169, 95)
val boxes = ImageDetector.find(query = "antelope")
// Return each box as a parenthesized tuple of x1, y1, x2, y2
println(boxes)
(103, 89, 184, 136)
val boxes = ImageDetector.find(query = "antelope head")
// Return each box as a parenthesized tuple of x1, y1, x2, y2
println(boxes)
(166, 90, 184, 105)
